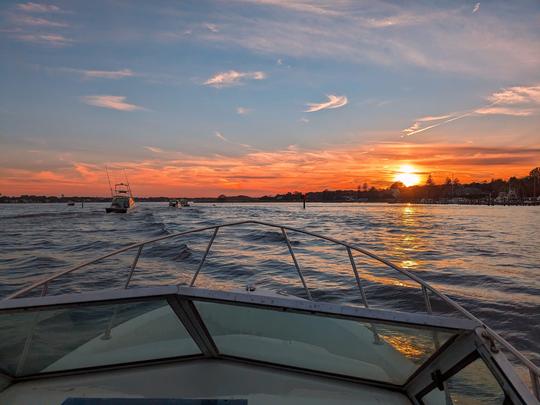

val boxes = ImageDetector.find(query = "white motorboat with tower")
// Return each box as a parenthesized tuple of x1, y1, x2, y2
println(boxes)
(105, 168, 135, 214)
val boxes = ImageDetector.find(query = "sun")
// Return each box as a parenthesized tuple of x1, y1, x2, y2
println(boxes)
(394, 164, 421, 187)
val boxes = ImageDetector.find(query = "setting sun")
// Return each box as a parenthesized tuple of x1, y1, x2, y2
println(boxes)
(394, 165, 421, 187)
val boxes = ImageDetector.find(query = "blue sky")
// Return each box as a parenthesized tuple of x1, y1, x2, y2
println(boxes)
(1, 0, 539, 196)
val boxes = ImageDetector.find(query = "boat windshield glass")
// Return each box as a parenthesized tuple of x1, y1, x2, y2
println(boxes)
(421, 358, 506, 404)
(195, 300, 455, 385)
(0, 299, 200, 377)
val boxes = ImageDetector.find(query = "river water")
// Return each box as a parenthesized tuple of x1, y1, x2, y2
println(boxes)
(0, 202, 538, 368)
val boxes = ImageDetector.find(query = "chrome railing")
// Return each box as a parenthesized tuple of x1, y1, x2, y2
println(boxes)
(3, 220, 539, 398)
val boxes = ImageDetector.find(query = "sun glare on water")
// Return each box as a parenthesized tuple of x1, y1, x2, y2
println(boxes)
(394, 165, 421, 187)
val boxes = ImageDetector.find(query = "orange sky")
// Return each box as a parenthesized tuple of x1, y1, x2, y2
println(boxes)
(1, 2, 539, 197)
(1, 142, 537, 197)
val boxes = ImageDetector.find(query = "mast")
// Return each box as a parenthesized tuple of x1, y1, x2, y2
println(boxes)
(123, 169, 133, 198)
(105, 166, 114, 197)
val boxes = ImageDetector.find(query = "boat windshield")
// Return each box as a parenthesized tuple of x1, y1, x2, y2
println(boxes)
(111, 197, 129, 208)
(0, 287, 524, 403)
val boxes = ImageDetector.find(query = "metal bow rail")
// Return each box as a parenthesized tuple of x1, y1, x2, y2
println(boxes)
(2, 220, 539, 399)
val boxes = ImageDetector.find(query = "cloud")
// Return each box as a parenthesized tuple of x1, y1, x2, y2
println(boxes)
(474, 107, 534, 117)
(144, 146, 165, 153)
(215, 131, 229, 142)
(305, 95, 348, 112)
(417, 114, 453, 122)
(403, 84, 540, 136)
(16, 2, 60, 13)
(403, 110, 479, 137)
(236, 107, 251, 115)
(203, 70, 267, 88)
(204, 23, 219, 33)
(64, 68, 135, 79)
(189, 1, 540, 79)
(239, 0, 344, 17)
(478, 84, 540, 116)
(3, 142, 538, 196)
(80, 95, 145, 112)
(473, 3, 480, 13)
(487, 85, 540, 105)
(11, 15, 68, 27)
(299, 117, 309, 123)
(214, 131, 252, 149)
(15, 33, 72, 46)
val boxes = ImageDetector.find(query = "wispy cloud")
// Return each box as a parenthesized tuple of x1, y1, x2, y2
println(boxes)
(190, 1, 540, 79)
(473, 3, 480, 13)
(11, 15, 68, 27)
(299, 117, 309, 123)
(487, 85, 540, 105)
(236, 107, 251, 115)
(144, 146, 165, 153)
(403, 84, 540, 136)
(215, 131, 252, 149)
(62, 68, 135, 79)
(3, 142, 538, 196)
(417, 114, 453, 122)
(203, 70, 266, 88)
(15, 33, 72, 46)
(474, 107, 534, 117)
(305, 95, 348, 113)
(215, 131, 229, 142)
(239, 0, 344, 17)
(402, 111, 475, 137)
(80, 95, 145, 112)
(204, 23, 219, 33)
(16, 2, 60, 13)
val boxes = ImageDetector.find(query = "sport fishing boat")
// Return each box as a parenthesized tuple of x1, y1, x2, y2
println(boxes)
(105, 168, 135, 214)
(180, 198, 190, 207)
(169, 200, 179, 208)
(105, 182, 135, 213)
(0, 221, 538, 404)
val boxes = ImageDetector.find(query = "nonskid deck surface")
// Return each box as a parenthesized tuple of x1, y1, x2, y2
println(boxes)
(0, 360, 411, 405)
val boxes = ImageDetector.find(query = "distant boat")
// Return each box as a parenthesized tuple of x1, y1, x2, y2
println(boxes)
(106, 183, 135, 213)
(105, 168, 135, 213)
(169, 199, 190, 208)
(67, 201, 75, 206)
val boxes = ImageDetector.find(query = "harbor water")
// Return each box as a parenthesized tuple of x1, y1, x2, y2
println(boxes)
(0, 202, 538, 369)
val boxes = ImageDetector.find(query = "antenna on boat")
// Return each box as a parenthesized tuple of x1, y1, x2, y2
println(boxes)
(123, 169, 133, 198)
(105, 166, 114, 197)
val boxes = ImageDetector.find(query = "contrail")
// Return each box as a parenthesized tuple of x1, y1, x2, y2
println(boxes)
(403, 101, 500, 137)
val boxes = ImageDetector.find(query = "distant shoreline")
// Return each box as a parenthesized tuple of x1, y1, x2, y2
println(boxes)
(1, 199, 538, 206)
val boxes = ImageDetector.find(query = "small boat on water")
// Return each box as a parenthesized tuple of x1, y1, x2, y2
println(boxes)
(105, 182, 135, 213)
(66, 201, 75, 206)
(169, 199, 190, 208)
(0, 221, 538, 404)
(104, 168, 135, 214)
